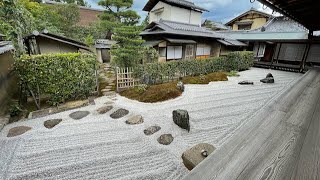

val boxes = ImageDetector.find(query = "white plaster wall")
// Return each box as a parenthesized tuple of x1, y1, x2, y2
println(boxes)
(149, 1, 172, 23)
(149, 1, 202, 25)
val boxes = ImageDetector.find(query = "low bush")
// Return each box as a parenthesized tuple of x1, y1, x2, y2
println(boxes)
(133, 51, 254, 84)
(182, 72, 228, 84)
(14, 53, 97, 107)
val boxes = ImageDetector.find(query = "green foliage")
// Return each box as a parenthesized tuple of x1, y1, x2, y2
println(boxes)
(142, 46, 159, 64)
(0, 0, 35, 54)
(111, 26, 145, 67)
(85, 35, 95, 46)
(98, 0, 140, 35)
(133, 51, 254, 84)
(14, 53, 97, 107)
(203, 20, 218, 31)
(9, 102, 23, 117)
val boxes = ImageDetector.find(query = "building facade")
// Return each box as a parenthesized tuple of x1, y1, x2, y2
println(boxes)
(225, 8, 272, 31)
(141, 0, 247, 62)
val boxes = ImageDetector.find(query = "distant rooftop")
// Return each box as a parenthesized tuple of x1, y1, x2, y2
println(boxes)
(143, 0, 208, 12)
(0, 41, 14, 54)
(219, 16, 308, 41)
(225, 8, 273, 26)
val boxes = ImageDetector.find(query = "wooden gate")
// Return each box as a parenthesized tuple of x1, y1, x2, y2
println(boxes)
(116, 67, 138, 91)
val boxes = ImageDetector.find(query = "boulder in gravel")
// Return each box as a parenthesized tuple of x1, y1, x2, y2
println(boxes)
(69, 111, 90, 120)
(157, 134, 174, 145)
(173, 109, 190, 132)
(44, 119, 62, 129)
(177, 81, 185, 92)
(110, 108, 129, 119)
(260, 77, 274, 83)
(97, 106, 113, 114)
(126, 115, 144, 125)
(238, 81, 254, 85)
(144, 126, 161, 135)
(7, 126, 32, 137)
(266, 73, 273, 78)
(182, 143, 216, 170)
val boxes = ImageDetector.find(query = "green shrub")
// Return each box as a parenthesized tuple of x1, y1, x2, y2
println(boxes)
(134, 51, 254, 84)
(14, 53, 97, 107)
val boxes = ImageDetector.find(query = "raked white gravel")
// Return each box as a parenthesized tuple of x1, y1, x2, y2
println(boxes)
(0, 68, 303, 180)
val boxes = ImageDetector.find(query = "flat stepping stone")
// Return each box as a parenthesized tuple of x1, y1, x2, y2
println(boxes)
(157, 134, 174, 145)
(110, 108, 129, 119)
(69, 111, 90, 120)
(126, 115, 144, 125)
(44, 119, 62, 129)
(144, 126, 161, 135)
(101, 89, 111, 92)
(103, 92, 116, 96)
(105, 86, 113, 89)
(182, 143, 216, 170)
(97, 106, 113, 114)
(7, 126, 32, 137)
(238, 81, 254, 85)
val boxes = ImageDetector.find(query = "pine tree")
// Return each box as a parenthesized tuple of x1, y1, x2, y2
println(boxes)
(111, 26, 144, 67)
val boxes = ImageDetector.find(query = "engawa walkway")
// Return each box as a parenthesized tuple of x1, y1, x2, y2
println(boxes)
(184, 68, 320, 180)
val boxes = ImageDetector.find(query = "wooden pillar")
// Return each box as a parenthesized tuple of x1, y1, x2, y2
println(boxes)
(300, 43, 311, 72)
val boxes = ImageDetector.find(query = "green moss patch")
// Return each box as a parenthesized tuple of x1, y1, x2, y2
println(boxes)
(182, 72, 228, 84)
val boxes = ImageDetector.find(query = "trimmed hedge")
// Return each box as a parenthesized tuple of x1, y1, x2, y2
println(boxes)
(14, 53, 97, 107)
(134, 51, 254, 84)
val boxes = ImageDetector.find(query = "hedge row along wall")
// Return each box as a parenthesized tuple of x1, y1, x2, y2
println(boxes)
(134, 51, 254, 84)
(14, 53, 97, 107)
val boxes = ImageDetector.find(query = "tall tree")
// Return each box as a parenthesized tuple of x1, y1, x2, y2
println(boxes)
(111, 26, 144, 67)
(98, 0, 140, 28)
(0, 0, 35, 54)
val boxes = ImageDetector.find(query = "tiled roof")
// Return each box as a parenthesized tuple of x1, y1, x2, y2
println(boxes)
(225, 8, 272, 26)
(0, 41, 14, 54)
(218, 16, 308, 41)
(142, 20, 227, 39)
(143, 0, 208, 12)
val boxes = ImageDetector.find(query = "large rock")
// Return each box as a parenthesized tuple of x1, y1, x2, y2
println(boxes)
(177, 81, 185, 92)
(238, 81, 254, 85)
(7, 126, 32, 137)
(266, 73, 273, 78)
(260, 77, 275, 83)
(144, 126, 161, 135)
(182, 143, 216, 170)
(173, 110, 190, 132)
(157, 134, 174, 145)
(69, 111, 90, 120)
(110, 108, 129, 119)
(126, 115, 144, 125)
(44, 119, 62, 129)
(97, 106, 113, 114)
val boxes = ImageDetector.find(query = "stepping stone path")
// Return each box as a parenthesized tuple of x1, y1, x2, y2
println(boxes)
(97, 106, 113, 114)
(182, 143, 216, 170)
(99, 63, 116, 97)
(157, 134, 174, 145)
(7, 126, 32, 137)
(110, 108, 129, 119)
(69, 111, 90, 120)
(144, 126, 161, 135)
(125, 115, 144, 125)
(44, 119, 62, 129)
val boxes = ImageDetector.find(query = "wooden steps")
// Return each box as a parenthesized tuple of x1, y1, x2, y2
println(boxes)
(183, 68, 320, 180)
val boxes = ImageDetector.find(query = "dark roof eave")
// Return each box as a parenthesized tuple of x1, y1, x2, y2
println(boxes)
(140, 31, 221, 39)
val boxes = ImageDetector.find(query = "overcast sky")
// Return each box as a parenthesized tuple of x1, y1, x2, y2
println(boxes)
(86, 0, 276, 23)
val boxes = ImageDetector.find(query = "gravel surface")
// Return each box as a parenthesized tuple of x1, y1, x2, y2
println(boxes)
(0, 68, 302, 180)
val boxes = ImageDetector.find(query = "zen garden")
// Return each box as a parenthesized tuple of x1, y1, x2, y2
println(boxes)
(1, 0, 320, 179)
